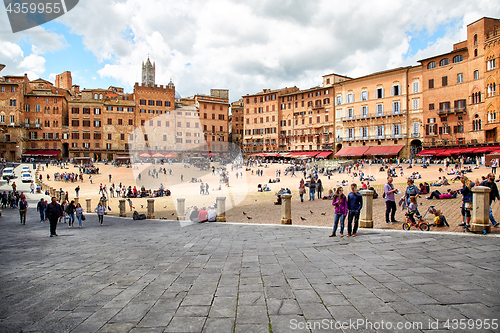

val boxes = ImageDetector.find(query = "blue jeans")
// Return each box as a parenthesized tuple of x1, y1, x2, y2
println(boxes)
(69, 213, 75, 226)
(39, 210, 45, 221)
(347, 211, 360, 235)
(77, 215, 82, 227)
(309, 189, 315, 201)
(490, 205, 498, 225)
(333, 214, 345, 234)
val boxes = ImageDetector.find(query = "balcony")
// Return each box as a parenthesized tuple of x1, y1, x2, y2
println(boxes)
(24, 123, 43, 129)
(341, 111, 405, 122)
(436, 107, 466, 115)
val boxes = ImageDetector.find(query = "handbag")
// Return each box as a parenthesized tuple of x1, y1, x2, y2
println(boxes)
(81, 214, 86, 221)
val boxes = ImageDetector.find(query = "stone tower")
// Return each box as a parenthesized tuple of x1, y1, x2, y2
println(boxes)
(142, 57, 155, 86)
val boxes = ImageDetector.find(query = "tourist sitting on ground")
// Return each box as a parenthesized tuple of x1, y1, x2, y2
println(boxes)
(426, 189, 457, 200)
(207, 206, 217, 222)
(431, 177, 444, 186)
(433, 209, 449, 227)
(447, 168, 458, 175)
(323, 189, 334, 200)
(189, 206, 199, 222)
(198, 207, 208, 223)
(438, 167, 444, 173)
(442, 176, 449, 185)
(419, 183, 429, 194)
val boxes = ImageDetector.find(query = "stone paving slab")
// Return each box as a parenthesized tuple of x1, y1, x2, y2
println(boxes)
(0, 202, 499, 333)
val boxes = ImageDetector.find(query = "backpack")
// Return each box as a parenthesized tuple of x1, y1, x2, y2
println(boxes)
(132, 211, 146, 220)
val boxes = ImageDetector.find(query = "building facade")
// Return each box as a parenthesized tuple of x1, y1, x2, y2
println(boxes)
(230, 98, 244, 147)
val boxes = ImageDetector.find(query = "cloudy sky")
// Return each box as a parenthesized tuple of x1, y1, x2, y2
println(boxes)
(0, 0, 499, 101)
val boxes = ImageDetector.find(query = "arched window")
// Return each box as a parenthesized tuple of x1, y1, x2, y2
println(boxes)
(474, 34, 478, 46)
(93, 93, 98, 99)
(452, 55, 463, 63)
(99, 94, 103, 100)
(439, 58, 449, 66)
(474, 49, 478, 57)
(427, 61, 436, 69)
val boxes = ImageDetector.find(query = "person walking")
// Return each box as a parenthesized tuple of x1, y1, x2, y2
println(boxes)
(480, 173, 499, 227)
(206, 183, 210, 195)
(309, 178, 316, 201)
(330, 187, 347, 237)
(29, 182, 35, 194)
(59, 200, 67, 224)
(405, 179, 421, 216)
(459, 176, 474, 228)
(383, 176, 398, 224)
(298, 179, 306, 202)
(36, 198, 46, 222)
(491, 159, 498, 174)
(346, 183, 362, 237)
(46, 197, 62, 237)
(75, 185, 80, 198)
(95, 201, 106, 225)
(75, 203, 84, 228)
(66, 200, 76, 227)
(18, 197, 28, 225)
(316, 179, 323, 199)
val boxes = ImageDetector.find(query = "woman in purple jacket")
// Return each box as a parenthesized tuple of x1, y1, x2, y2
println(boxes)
(330, 187, 348, 237)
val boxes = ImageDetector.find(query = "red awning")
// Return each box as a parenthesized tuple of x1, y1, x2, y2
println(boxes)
(334, 147, 370, 157)
(416, 149, 448, 156)
(300, 152, 320, 157)
(443, 149, 464, 155)
(22, 150, 60, 156)
(139, 153, 151, 157)
(474, 147, 500, 154)
(316, 152, 332, 158)
(365, 145, 404, 156)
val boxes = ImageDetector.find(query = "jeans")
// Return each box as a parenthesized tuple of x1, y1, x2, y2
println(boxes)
(299, 193, 303, 202)
(385, 200, 396, 222)
(98, 215, 103, 224)
(333, 214, 345, 234)
(309, 189, 315, 201)
(490, 205, 498, 225)
(347, 211, 359, 235)
(19, 210, 26, 224)
(68, 213, 75, 226)
(49, 217, 58, 235)
(39, 210, 45, 221)
(77, 215, 82, 227)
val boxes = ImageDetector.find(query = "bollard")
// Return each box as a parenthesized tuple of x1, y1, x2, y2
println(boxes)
(86, 198, 92, 213)
(50, 188, 55, 198)
(74, 197, 79, 205)
(119, 199, 126, 217)
(471, 186, 491, 233)
(176, 198, 186, 220)
(280, 193, 292, 224)
(359, 190, 374, 228)
(216, 196, 226, 222)
(147, 198, 155, 219)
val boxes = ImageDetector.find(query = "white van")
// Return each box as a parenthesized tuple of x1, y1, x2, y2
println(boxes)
(2, 167, 15, 180)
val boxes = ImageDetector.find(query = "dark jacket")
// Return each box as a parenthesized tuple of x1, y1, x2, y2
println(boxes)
(66, 203, 76, 214)
(461, 182, 475, 202)
(347, 191, 363, 212)
(480, 180, 500, 204)
(46, 202, 63, 220)
(37, 200, 46, 212)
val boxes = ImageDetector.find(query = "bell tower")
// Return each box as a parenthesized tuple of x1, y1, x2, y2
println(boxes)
(141, 56, 155, 86)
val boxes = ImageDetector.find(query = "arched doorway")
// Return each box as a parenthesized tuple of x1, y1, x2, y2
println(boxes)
(336, 144, 342, 153)
(410, 139, 422, 157)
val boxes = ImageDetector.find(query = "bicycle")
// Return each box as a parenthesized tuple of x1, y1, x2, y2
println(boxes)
(402, 213, 430, 231)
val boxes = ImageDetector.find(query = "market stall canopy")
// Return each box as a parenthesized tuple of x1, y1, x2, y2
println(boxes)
(364, 145, 404, 156)
(139, 153, 151, 157)
(152, 153, 164, 158)
(334, 147, 370, 157)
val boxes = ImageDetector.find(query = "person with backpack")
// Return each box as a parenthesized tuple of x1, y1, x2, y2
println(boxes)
(330, 187, 347, 237)
(18, 197, 28, 225)
(459, 176, 474, 228)
(95, 201, 106, 225)
(309, 178, 316, 201)
(66, 200, 76, 227)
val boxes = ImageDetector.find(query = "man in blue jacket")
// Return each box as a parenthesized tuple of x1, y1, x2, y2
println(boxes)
(347, 183, 363, 237)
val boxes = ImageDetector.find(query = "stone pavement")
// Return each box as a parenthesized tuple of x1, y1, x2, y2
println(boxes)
(1, 201, 499, 333)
